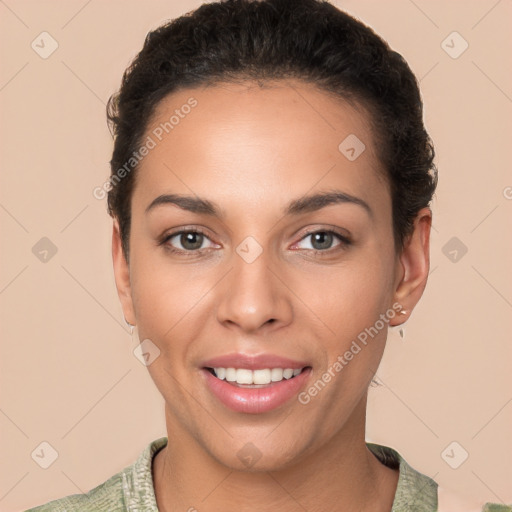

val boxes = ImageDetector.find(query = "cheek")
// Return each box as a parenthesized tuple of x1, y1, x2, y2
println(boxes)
(129, 254, 219, 356)
(294, 254, 395, 412)
(299, 263, 394, 411)
(129, 256, 184, 338)
(297, 255, 394, 340)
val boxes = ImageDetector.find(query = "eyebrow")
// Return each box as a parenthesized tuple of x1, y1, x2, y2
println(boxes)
(145, 190, 372, 218)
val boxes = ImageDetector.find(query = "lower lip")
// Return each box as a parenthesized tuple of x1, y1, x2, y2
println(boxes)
(202, 368, 311, 414)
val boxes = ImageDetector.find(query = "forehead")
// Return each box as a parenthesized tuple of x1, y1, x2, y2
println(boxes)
(133, 80, 389, 216)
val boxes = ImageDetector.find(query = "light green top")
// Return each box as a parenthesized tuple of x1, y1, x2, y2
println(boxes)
(26, 437, 510, 511)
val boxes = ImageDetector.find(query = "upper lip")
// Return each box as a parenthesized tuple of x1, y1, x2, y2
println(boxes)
(201, 353, 310, 370)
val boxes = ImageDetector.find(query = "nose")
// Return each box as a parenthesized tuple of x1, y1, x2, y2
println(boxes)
(215, 245, 293, 333)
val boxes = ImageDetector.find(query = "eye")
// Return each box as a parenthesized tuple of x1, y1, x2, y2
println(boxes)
(160, 228, 350, 255)
(162, 229, 218, 253)
(293, 229, 350, 252)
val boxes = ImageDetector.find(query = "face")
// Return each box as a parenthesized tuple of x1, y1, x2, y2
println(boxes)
(113, 80, 430, 471)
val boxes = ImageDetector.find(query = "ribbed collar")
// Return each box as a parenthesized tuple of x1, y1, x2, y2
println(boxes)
(124, 437, 438, 511)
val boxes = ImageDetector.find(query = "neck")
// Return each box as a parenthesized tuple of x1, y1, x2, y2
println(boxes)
(153, 398, 398, 512)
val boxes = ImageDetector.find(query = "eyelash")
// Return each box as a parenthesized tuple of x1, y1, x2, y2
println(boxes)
(159, 227, 351, 257)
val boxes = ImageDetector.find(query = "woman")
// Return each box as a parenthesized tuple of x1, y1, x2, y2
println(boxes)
(26, 0, 510, 510)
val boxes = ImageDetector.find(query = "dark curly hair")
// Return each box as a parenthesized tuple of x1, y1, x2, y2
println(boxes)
(106, 0, 437, 260)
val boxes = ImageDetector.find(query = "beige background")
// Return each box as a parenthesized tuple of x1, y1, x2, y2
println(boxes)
(1, 0, 511, 510)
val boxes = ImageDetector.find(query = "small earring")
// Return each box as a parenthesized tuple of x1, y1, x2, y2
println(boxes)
(131, 325, 140, 344)
(124, 319, 135, 335)
(394, 308, 407, 339)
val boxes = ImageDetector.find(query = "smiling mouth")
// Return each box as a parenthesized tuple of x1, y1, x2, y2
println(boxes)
(205, 367, 310, 388)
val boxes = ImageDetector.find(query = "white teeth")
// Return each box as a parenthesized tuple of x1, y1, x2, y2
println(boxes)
(236, 368, 253, 384)
(271, 368, 283, 382)
(225, 367, 237, 382)
(212, 367, 303, 385)
(214, 367, 226, 380)
(253, 369, 271, 385)
(283, 369, 294, 379)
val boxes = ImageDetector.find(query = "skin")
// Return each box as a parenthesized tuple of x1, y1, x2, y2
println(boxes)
(112, 79, 431, 512)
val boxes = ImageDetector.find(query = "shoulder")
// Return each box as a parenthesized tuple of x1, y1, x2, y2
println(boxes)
(367, 442, 512, 512)
(24, 471, 125, 511)
(367, 442, 437, 511)
(25, 437, 168, 512)
(438, 486, 512, 512)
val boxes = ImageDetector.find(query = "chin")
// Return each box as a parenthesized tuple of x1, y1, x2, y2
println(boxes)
(206, 436, 311, 473)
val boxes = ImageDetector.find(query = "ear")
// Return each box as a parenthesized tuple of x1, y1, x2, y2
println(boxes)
(389, 207, 432, 326)
(112, 218, 136, 326)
